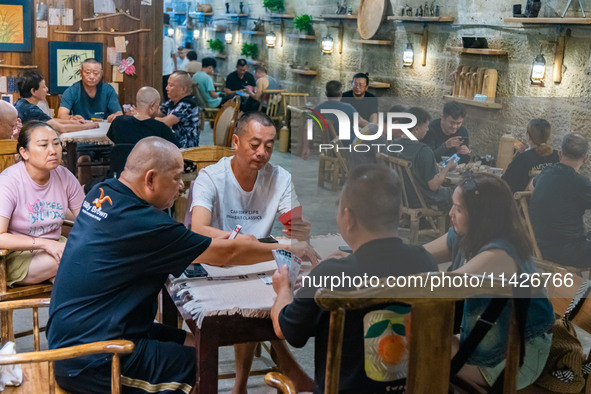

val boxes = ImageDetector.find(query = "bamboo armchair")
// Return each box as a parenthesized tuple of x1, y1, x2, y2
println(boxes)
(265, 272, 522, 394)
(377, 153, 447, 244)
(0, 298, 134, 394)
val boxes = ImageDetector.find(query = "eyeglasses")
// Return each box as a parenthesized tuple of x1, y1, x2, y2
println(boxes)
(462, 170, 479, 195)
(352, 83, 367, 88)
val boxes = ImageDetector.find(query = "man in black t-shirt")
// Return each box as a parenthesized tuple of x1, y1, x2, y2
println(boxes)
(421, 101, 471, 163)
(224, 58, 256, 102)
(341, 73, 378, 124)
(108, 87, 179, 147)
(530, 133, 591, 268)
(271, 165, 437, 394)
(48, 137, 286, 394)
(391, 107, 455, 211)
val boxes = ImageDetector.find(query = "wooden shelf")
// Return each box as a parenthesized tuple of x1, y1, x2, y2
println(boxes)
(269, 13, 295, 19)
(320, 14, 358, 20)
(205, 26, 224, 32)
(387, 16, 455, 22)
(504, 17, 591, 24)
(291, 69, 318, 75)
(240, 30, 266, 35)
(369, 82, 390, 89)
(285, 33, 317, 39)
(246, 59, 262, 65)
(0, 64, 37, 69)
(214, 54, 227, 60)
(443, 95, 502, 109)
(446, 47, 508, 55)
(352, 39, 393, 45)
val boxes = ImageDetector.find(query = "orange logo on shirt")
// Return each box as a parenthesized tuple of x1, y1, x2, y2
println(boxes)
(92, 188, 113, 209)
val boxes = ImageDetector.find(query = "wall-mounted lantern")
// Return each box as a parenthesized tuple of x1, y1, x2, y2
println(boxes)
(321, 34, 334, 54)
(531, 53, 546, 86)
(403, 43, 414, 67)
(266, 31, 277, 48)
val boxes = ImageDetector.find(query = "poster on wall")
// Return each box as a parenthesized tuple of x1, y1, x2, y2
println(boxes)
(0, 0, 33, 52)
(93, 0, 116, 14)
(48, 41, 103, 94)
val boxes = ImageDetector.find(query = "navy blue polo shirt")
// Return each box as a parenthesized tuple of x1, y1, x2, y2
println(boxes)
(47, 178, 211, 375)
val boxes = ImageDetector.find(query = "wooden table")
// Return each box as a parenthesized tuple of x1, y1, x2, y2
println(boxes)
(162, 286, 278, 394)
(162, 235, 346, 394)
(60, 122, 112, 174)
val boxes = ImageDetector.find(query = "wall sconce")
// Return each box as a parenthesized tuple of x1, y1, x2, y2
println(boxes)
(167, 27, 174, 37)
(266, 31, 277, 48)
(321, 34, 334, 54)
(403, 43, 414, 67)
(193, 29, 200, 40)
(225, 30, 233, 44)
(531, 53, 546, 86)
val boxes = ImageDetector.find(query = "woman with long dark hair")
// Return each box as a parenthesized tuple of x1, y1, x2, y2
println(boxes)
(425, 172, 554, 391)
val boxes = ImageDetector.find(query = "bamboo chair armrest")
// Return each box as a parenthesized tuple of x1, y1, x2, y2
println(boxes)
(0, 340, 134, 365)
(264, 372, 297, 394)
(63, 220, 75, 228)
(0, 298, 50, 311)
(0, 249, 8, 256)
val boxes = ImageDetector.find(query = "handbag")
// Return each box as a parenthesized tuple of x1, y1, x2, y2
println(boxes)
(535, 282, 591, 393)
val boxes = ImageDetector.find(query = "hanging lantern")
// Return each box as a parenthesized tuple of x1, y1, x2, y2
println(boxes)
(167, 27, 174, 37)
(225, 31, 233, 44)
(403, 43, 414, 67)
(266, 31, 276, 48)
(321, 34, 334, 54)
(531, 54, 546, 86)
(193, 29, 200, 40)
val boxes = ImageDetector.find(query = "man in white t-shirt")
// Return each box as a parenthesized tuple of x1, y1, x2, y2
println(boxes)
(162, 34, 177, 101)
(190, 111, 313, 393)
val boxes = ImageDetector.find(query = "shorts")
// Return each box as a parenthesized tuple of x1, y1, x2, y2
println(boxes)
(55, 323, 195, 394)
(479, 332, 552, 389)
(6, 235, 66, 287)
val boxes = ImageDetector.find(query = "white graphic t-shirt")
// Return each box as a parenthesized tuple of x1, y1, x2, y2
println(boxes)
(190, 156, 299, 238)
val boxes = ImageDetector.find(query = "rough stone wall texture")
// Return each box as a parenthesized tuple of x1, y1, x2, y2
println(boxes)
(184, 0, 591, 169)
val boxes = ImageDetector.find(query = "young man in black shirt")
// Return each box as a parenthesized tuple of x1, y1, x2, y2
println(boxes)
(271, 164, 437, 393)
(48, 137, 288, 394)
(530, 133, 591, 268)
(223, 58, 256, 103)
(341, 72, 378, 123)
(421, 101, 471, 163)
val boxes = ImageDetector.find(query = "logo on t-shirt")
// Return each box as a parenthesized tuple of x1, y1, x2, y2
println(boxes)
(82, 188, 112, 221)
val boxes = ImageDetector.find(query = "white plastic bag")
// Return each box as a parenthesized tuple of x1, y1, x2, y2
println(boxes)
(0, 341, 22, 390)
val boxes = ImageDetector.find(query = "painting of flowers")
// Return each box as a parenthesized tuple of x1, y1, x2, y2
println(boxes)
(49, 41, 103, 94)
(0, 0, 32, 52)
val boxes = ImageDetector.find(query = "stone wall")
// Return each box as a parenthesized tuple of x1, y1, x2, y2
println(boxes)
(177, 0, 591, 170)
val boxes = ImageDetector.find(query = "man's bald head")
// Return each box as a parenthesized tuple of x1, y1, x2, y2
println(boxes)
(136, 87, 161, 110)
(124, 137, 182, 176)
(0, 101, 18, 139)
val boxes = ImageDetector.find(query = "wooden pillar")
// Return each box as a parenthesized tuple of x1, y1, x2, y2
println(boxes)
(421, 27, 428, 66)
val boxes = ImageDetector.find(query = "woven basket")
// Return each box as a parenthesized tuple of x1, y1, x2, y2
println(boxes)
(181, 146, 234, 173)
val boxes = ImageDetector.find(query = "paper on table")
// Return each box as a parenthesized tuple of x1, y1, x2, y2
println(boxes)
(201, 260, 277, 277)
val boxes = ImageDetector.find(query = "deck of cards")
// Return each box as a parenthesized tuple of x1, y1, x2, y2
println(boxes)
(272, 249, 302, 288)
(278, 206, 302, 230)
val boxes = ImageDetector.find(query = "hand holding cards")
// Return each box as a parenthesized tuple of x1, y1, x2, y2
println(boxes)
(279, 206, 310, 241)
(272, 249, 302, 288)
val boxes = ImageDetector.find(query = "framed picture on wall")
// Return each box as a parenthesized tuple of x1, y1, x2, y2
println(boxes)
(0, 0, 33, 52)
(48, 41, 104, 94)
